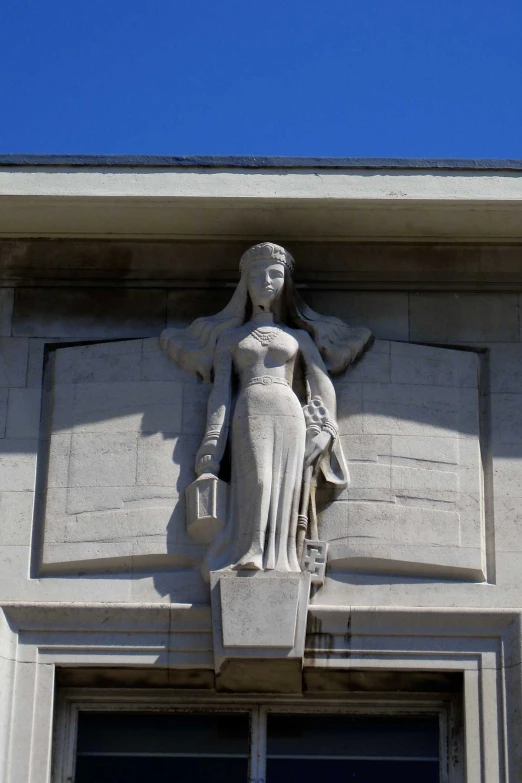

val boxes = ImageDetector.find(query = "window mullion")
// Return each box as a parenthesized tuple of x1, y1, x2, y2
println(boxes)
(249, 706, 267, 783)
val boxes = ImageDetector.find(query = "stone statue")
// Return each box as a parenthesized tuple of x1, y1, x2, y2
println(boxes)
(161, 243, 372, 578)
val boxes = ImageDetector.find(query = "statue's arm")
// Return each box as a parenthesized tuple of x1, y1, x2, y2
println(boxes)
(298, 330, 337, 415)
(298, 330, 339, 467)
(195, 333, 233, 477)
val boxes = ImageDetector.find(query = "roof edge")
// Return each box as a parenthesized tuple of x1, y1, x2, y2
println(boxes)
(1, 154, 522, 171)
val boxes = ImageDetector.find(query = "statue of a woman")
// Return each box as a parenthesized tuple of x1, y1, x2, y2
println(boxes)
(161, 243, 372, 576)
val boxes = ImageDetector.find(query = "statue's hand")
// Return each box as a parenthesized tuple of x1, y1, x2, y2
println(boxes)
(195, 437, 220, 477)
(195, 454, 220, 476)
(304, 429, 332, 468)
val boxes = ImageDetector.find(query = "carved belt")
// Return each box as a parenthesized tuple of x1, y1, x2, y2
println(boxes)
(246, 375, 289, 388)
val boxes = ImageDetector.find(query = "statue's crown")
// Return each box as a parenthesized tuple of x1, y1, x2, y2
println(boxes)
(239, 242, 295, 274)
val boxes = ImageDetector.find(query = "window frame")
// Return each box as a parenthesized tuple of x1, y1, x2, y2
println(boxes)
(53, 688, 457, 783)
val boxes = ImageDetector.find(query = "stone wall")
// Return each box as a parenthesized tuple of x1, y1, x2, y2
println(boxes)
(1, 241, 522, 609)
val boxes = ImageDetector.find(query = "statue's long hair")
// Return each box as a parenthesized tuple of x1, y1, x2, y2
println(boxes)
(161, 270, 373, 383)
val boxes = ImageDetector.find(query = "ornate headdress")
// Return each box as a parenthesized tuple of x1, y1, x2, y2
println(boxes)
(239, 242, 295, 275)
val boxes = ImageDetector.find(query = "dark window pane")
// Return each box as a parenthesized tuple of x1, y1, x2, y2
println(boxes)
(77, 711, 249, 755)
(75, 711, 249, 783)
(75, 756, 248, 783)
(267, 758, 439, 783)
(267, 713, 439, 759)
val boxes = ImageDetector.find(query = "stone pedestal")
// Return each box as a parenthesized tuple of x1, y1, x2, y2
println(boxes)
(210, 569, 310, 692)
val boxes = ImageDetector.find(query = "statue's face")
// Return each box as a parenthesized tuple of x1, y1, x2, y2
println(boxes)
(246, 261, 285, 309)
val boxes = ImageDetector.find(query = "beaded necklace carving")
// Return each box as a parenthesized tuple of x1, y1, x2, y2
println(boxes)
(250, 326, 281, 346)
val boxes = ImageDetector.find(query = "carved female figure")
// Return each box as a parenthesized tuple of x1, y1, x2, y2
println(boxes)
(161, 243, 371, 575)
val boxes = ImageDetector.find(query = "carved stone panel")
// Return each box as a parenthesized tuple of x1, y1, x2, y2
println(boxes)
(321, 340, 485, 580)
(39, 338, 209, 572)
(38, 337, 485, 582)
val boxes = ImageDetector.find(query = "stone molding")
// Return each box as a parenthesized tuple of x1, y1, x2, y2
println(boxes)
(1, 167, 522, 240)
(0, 602, 519, 782)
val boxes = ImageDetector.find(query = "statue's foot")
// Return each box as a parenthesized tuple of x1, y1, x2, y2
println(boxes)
(233, 551, 263, 571)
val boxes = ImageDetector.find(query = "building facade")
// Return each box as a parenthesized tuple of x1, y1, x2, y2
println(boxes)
(1, 156, 522, 781)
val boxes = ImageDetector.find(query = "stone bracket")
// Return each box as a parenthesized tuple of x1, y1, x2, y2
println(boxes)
(210, 570, 310, 687)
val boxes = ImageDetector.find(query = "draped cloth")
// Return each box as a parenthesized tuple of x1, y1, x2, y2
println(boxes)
(203, 380, 348, 577)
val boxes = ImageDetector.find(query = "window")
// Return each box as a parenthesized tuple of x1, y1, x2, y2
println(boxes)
(74, 712, 249, 783)
(57, 698, 449, 783)
(265, 712, 440, 783)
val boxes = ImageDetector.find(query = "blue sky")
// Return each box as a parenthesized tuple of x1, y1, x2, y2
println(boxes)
(1, 0, 520, 157)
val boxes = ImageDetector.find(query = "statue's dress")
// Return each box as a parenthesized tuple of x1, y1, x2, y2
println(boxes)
(205, 327, 305, 573)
